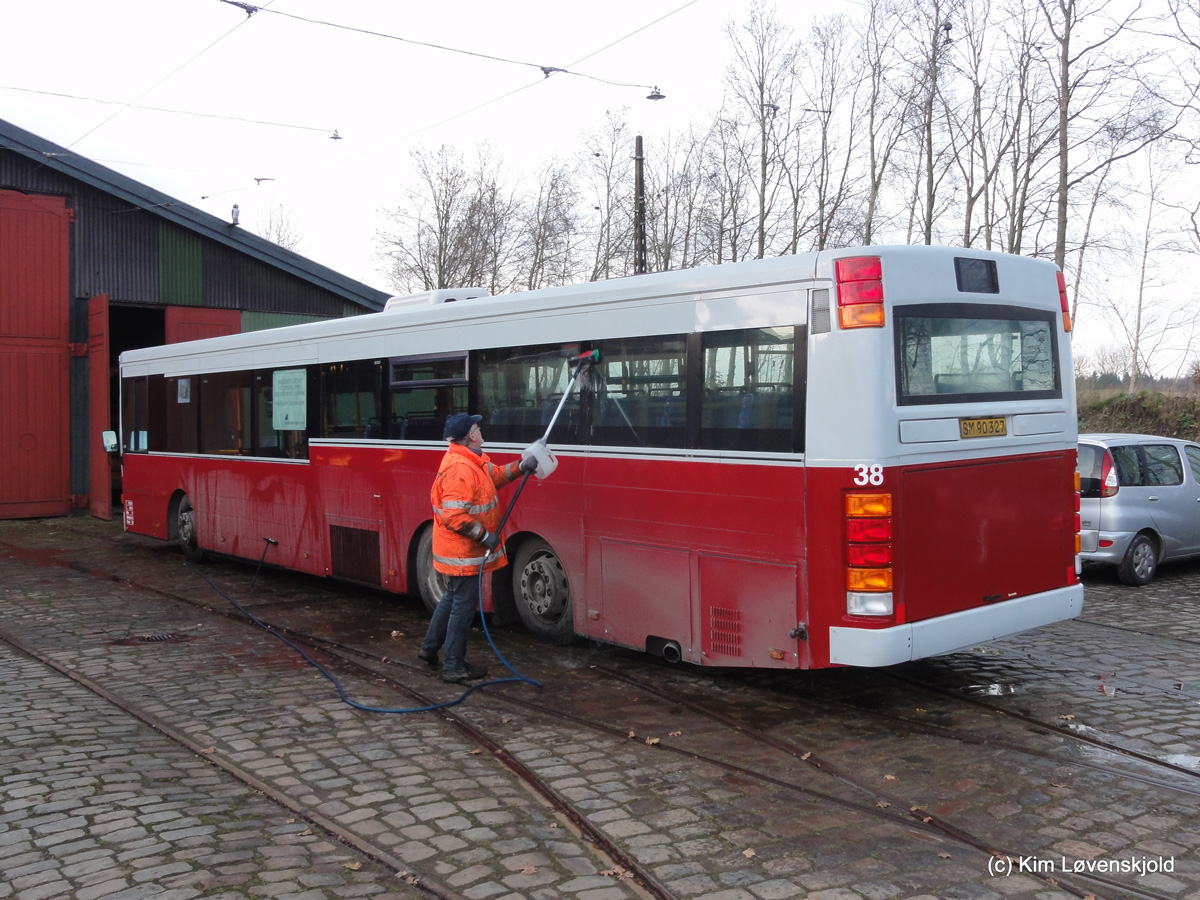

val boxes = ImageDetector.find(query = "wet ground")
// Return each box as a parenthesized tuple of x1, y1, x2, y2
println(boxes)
(2, 516, 1198, 900)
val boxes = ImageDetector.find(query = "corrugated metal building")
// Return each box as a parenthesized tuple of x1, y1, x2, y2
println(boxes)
(0, 116, 390, 521)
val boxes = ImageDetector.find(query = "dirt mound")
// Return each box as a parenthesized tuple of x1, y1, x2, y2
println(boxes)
(1077, 391, 1200, 441)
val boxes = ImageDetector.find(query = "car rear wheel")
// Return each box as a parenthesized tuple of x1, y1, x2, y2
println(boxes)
(1117, 533, 1157, 586)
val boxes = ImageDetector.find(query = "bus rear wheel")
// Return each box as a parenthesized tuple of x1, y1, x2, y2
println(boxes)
(512, 538, 575, 645)
(176, 495, 207, 563)
(415, 526, 448, 614)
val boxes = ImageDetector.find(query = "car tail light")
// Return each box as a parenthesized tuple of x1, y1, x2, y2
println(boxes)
(1057, 271, 1072, 332)
(1100, 450, 1118, 497)
(836, 256, 884, 329)
(845, 490, 894, 617)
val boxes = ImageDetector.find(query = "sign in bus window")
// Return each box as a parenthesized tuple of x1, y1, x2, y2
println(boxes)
(895, 304, 1060, 405)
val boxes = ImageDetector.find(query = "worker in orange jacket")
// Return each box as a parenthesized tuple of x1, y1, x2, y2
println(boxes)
(420, 413, 538, 683)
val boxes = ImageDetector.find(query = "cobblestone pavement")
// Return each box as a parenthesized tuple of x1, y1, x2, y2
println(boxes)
(2, 517, 1199, 900)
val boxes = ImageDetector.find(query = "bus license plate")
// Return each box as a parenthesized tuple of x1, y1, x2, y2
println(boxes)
(959, 416, 1007, 438)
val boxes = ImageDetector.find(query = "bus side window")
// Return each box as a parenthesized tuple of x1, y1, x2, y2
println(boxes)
(199, 371, 252, 455)
(322, 361, 382, 440)
(591, 336, 686, 449)
(475, 345, 583, 446)
(121, 376, 149, 453)
(699, 327, 794, 453)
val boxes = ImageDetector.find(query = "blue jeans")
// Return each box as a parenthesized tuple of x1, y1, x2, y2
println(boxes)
(420, 574, 478, 672)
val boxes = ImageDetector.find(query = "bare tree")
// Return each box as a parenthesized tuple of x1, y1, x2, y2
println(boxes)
(521, 161, 581, 290)
(256, 202, 303, 251)
(644, 126, 709, 271)
(579, 111, 635, 281)
(724, 0, 799, 258)
(859, 0, 912, 245)
(376, 144, 522, 293)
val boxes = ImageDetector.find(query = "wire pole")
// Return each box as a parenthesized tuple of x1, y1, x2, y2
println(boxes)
(634, 134, 647, 275)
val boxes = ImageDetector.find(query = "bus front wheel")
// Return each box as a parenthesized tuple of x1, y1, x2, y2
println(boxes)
(415, 526, 448, 614)
(176, 495, 207, 563)
(512, 538, 575, 645)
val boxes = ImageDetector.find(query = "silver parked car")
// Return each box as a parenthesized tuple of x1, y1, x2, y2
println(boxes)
(1076, 434, 1200, 585)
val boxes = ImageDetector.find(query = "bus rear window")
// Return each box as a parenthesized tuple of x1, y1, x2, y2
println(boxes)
(894, 304, 1060, 405)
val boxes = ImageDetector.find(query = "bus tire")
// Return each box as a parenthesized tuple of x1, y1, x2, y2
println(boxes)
(415, 526, 448, 614)
(1117, 533, 1157, 586)
(511, 537, 575, 645)
(177, 494, 207, 564)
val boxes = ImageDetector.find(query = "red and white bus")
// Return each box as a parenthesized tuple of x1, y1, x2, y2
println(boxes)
(114, 245, 1083, 669)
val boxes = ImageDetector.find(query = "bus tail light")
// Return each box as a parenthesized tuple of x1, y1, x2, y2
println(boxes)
(836, 256, 884, 329)
(845, 490, 893, 616)
(1072, 467, 1082, 575)
(1057, 271, 1073, 332)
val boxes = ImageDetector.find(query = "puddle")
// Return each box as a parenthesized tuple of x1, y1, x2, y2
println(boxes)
(961, 683, 1019, 696)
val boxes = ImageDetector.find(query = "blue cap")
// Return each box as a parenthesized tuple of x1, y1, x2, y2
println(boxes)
(443, 413, 483, 440)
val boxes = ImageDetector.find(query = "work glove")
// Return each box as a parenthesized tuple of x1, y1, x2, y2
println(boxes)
(519, 455, 539, 475)
(479, 530, 501, 551)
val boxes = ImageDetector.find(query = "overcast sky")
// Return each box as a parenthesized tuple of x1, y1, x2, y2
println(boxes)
(1, 0, 776, 290)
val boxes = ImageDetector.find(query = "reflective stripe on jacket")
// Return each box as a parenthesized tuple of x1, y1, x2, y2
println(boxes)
(431, 442, 521, 576)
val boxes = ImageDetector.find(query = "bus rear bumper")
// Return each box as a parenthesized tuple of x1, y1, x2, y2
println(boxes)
(828, 584, 1084, 668)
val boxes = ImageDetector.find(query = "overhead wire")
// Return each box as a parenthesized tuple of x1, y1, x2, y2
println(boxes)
(218, 0, 664, 90)
(0, 84, 338, 136)
(64, 3, 273, 150)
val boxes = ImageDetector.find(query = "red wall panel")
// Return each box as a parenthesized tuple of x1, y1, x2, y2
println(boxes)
(165, 306, 241, 343)
(0, 190, 71, 518)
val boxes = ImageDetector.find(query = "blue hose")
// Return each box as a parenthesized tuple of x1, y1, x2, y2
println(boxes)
(188, 473, 542, 714)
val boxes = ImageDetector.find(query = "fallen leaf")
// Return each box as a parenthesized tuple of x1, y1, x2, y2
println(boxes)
(404, 874, 419, 885)
(668, 730, 682, 737)
(1059, 714, 1075, 721)
(645, 737, 660, 746)
(470, 749, 482, 755)
(628, 731, 637, 739)
(884, 774, 897, 781)
(915, 707, 927, 713)
(938, 852, 951, 859)
(876, 800, 890, 808)
(300, 829, 313, 836)
(390, 630, 404, 638)
(200, 747, 215, 754)
(743, 848, 756, 858)
(343, 861, 362, 871)
(602, 866, 627, 878)
(922, 816, 933, 823)
(800, 752, 811, 760)
(521, 866, 537, 874)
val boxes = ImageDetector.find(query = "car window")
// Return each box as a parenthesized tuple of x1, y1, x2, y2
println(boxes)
(1110, 445, 1142, 486)
(1186, 445, 1200, 483)
(1142, 444, 1183, 486)
(1076, 444, 1103, 498)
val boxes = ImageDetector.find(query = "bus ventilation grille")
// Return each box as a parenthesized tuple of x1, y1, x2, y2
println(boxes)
(329, 525, 381, 586)
(707, 607, 741, 657)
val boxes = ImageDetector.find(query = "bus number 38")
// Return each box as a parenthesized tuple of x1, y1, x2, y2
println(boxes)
(853, 464, 885, 486)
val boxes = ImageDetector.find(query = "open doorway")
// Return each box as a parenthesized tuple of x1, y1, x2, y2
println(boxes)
(104, 305, 166, 506)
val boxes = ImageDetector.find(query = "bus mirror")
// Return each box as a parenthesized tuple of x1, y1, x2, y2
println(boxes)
(101, 431, 119, 454)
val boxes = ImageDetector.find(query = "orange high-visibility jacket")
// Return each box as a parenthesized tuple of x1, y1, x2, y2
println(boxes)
(431, 442, 522, 576)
